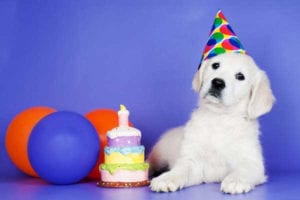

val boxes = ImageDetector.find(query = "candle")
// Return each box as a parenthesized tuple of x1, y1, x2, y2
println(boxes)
(118, 104, 129, 127)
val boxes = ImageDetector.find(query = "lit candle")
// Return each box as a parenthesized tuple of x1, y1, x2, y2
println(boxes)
(118, 104, 129, 127)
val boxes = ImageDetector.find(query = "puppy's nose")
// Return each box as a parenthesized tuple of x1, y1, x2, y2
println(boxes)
(211, 78, 225, 90)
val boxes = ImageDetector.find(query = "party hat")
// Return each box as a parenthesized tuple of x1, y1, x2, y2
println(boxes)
(199, 10, 246, 68)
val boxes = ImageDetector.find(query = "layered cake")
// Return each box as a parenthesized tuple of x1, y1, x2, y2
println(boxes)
(98, 105, 149, 187)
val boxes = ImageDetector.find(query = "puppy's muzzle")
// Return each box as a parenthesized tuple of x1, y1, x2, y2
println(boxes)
(208, 78, 226, 98)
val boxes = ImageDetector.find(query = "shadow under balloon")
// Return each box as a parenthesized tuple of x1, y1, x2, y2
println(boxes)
(0, 176, 149, 200)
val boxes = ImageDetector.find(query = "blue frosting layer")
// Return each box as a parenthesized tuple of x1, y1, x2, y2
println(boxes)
(104, 146, 145, 155)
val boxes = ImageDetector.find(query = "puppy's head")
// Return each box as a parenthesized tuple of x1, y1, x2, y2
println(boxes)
(193, 53, 275, 119)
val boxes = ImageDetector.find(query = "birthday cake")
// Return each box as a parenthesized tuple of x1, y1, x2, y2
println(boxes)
(98, 105, 149, 187)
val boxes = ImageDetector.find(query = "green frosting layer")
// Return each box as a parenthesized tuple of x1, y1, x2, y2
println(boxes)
(100, 163, 149, 174)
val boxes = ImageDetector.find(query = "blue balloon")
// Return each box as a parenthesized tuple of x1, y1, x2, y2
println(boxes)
(28, 111, 100, 185)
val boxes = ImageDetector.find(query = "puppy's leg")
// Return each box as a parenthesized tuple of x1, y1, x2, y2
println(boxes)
(150, 155, 204, 192)
(221, 155, 266, 194)
(221, 171, 266, 194)
(147, 127, 184, 177)
(150, 130, 205, 192)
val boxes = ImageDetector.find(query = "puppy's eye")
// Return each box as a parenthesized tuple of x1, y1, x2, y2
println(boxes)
(212, 62, 220, 70)
(235, 72, 245, 81)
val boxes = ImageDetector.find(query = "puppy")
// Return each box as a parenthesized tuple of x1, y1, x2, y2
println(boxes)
(148, 53, 275, 194)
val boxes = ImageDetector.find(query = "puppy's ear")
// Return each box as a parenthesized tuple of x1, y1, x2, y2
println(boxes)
(247, 71, 275, 119)
(192, 61, 207, 93)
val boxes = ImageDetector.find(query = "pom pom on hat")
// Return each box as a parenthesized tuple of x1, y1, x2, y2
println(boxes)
(199, 10, 246, 69)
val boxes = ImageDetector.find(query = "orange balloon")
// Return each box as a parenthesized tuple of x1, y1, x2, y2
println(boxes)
(85, 109, 133, 179)
(5, 106, 56, 177)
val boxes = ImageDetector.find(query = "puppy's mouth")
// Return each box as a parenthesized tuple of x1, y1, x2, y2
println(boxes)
(204, 89, 223, 104)
(208, 89, 221, 98)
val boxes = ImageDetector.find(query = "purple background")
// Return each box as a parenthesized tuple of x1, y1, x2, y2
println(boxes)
(1, 0, 300, 199)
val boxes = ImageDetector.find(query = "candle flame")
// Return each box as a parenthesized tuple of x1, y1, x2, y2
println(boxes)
(120, 104, 127, 111)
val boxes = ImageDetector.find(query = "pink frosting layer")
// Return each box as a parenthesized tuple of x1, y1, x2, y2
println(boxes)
(101, 169, 148, 182)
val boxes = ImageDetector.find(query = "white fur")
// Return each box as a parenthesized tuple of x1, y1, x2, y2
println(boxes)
(148, 53, 275, 194)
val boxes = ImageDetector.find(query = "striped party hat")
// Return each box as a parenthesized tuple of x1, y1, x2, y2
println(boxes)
(199, 10, 246, 68)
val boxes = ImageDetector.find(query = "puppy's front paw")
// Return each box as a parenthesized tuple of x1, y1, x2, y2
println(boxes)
(221, 174, 253, 194)
(150, 172, 185, 192)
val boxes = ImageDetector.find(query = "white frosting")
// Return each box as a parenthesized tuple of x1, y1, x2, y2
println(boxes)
(107, 126, 141, 139)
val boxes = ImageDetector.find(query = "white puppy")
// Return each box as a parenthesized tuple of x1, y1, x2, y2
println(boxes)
(148, 53, 275, 194)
